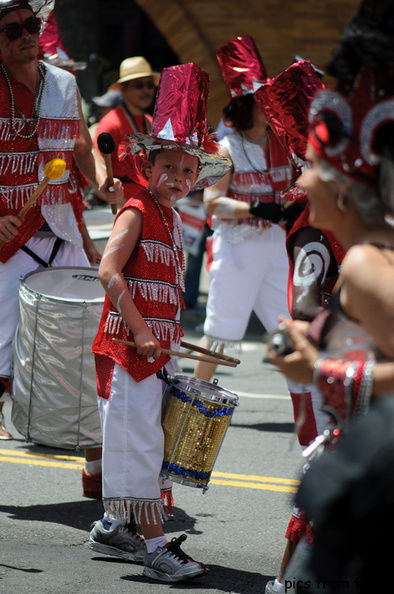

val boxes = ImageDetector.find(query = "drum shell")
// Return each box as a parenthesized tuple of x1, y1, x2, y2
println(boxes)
(12, 267, 103, 449)
(162, 376, 238, 489)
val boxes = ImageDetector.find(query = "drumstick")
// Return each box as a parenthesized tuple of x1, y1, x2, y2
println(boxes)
(0, 158, 67, 252)
(97, 132, 117, 215)
(112, 338, 238, 367)
(180, 340, 241, 365)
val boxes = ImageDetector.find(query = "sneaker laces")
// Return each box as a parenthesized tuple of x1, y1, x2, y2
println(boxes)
(165, 534, 192, 565)
(165, 534, 208, 573)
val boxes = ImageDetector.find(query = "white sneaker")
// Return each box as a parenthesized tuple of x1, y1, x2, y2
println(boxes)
(89, 519, 146, 562)
(265, 579, 285, 594)
(143, 534, 207, 582)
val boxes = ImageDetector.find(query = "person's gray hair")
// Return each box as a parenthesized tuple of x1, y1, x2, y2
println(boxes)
(319, 158, 394, 225)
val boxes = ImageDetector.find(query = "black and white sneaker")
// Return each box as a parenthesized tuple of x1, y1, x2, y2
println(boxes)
(143, 534, 207, 582)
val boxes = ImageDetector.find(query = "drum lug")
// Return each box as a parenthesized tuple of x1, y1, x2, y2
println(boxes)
(188, 387, 200, 397)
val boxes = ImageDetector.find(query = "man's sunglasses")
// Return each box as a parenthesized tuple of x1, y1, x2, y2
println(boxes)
(128, 81, 156, 91)
(0, 16, 41, 41)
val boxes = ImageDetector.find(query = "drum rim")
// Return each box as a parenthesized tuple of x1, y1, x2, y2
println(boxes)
(20, 266, 104, 304)
(169, 374, 239, 405)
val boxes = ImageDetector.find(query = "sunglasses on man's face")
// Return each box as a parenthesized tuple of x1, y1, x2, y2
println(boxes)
(0, 16, 41, 41)
(128, 81, 156, 91)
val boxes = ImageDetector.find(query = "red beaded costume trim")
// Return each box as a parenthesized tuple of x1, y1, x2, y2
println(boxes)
(314, 358, 375, 426)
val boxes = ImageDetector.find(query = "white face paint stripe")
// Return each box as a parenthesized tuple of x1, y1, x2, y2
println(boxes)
(107, 273, 119, 289)
(116, 289, 126, 314)
(157, 173, 169, 186)
(102, 245, 122, 259)
(108, 229, 128, 245)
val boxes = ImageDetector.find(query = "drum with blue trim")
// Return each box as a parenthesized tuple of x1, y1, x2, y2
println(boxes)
(161, 375, 238, 491)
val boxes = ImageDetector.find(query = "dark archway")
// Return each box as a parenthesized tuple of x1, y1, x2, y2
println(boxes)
(54, 0, 179, 101)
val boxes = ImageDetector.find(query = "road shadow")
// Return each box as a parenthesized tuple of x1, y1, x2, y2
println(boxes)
(120, 565, 269, 592)
(4, 438, 89, 457)
(231, 421, 295, 434)
(0, 501, 201, 535)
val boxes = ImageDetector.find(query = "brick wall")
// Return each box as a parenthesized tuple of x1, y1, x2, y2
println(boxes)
(136, 0, 359, 125)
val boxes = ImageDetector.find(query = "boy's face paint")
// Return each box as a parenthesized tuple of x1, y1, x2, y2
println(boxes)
(145, 149, 199, 207)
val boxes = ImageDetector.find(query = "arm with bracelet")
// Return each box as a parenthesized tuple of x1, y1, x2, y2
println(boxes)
(249, 195, 305, 225)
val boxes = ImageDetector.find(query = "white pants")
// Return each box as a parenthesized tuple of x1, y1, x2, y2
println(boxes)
(98, 361, 176, 524)
(0, 237, 89, 377)
(204, 225, 290, 343)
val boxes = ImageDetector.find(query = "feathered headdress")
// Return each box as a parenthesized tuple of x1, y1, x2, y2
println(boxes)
(308, 0, 394, 186)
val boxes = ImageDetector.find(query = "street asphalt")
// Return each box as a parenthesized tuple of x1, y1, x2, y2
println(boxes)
(0, 206, 304, 593)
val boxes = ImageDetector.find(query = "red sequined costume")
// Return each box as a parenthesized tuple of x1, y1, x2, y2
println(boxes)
(93, 186, 184, 391)
(0, 62, 81, 263)
(0, 62, 89, 380)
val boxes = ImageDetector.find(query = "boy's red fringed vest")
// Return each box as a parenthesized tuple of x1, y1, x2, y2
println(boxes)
(93, 187, 184, 392)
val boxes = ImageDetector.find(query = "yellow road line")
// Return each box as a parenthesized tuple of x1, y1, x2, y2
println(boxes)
(0, 448, 82, 461)
(0, 455, 83, 470)
(0, 449, 300, 492)
(210, 479, 297, 493)
(213, 470, 299, 485)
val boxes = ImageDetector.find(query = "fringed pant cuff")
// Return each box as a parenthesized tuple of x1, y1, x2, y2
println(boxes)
(103, 497, 166, 526)
(202, 336, 242, 354)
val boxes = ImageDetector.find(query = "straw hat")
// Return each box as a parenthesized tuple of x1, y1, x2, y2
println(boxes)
(110, 56, 160, 89)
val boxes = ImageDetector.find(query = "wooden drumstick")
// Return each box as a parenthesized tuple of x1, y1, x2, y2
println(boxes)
(180, 340, 241, 365)
(97, 132, 117, 215)
(0, 158, 67, 252)
(112, 338, 238, 367)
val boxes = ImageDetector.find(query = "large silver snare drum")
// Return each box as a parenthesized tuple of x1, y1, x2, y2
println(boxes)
(12, 266, 104, 449)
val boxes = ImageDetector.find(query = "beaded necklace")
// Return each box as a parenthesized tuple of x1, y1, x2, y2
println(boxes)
(1, 62, 46, 140)
(148, 188, 186, 292)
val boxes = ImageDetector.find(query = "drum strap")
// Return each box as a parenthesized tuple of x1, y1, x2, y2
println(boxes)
(20, 237, 64, 268)
(156, 368, 171, 384)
